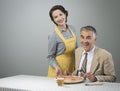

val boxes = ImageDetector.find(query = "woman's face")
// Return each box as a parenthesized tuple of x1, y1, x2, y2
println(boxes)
(52, 9, 66, 27)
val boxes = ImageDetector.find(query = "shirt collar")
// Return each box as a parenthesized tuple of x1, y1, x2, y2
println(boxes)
(57, 26, 68, 32)
(82, 46, 96, 56)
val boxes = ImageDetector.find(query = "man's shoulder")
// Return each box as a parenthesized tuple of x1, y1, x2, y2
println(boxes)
(95, 47, 112, 57)
(75, 47, 83, 53)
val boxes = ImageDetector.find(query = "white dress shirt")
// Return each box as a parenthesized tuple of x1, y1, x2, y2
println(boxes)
(79, 46, 95, 73)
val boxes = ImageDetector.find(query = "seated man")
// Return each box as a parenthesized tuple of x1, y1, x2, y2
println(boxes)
(74, 25, 116, 82)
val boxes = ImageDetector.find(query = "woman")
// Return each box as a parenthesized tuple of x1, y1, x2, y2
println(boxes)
(47, 5, 78, 77)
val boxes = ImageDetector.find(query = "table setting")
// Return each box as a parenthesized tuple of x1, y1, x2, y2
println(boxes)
(0, 75, 119, 91)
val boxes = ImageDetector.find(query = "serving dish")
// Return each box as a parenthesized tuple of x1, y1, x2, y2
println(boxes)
(62, 76, 84, 84)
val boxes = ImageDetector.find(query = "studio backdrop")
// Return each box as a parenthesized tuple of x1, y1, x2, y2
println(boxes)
(0, 0, 120, 82)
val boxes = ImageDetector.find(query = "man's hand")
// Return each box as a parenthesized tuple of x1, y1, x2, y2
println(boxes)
(83, 72, 97, 82)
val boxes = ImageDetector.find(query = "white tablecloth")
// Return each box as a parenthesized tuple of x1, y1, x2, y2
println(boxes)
(0, 75, 119, 91)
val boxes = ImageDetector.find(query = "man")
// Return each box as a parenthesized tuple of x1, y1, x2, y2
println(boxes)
(74, 26, 116, 82)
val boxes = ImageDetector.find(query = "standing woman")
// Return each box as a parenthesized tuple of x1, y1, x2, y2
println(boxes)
(47, 5, 78, 77)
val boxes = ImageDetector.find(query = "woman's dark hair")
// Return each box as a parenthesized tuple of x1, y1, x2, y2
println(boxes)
(49, 5, 68, 25)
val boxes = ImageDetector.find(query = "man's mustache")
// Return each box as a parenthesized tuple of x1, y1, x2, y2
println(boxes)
(83, 42, 89, 46)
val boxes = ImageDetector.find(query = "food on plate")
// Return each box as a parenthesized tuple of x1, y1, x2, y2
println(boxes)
(57, 75, 84, 83)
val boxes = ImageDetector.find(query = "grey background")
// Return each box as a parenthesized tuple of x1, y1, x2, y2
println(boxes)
(0, 0, 120, 82)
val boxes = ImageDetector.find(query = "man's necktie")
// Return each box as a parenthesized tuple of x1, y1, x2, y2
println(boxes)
(80, 52, 88, 73)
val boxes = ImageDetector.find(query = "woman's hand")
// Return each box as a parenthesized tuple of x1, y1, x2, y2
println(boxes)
(55, 66, 62, 76)
(63, 70, 70, 75)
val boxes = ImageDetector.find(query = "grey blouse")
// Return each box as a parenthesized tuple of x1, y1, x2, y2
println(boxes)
(47, 25, 78, 68)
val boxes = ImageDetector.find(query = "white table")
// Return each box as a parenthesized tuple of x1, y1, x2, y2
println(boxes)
(0, 75, 119, 91)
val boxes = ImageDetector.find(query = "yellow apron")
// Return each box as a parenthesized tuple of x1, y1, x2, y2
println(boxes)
(48, 26, 76, 77)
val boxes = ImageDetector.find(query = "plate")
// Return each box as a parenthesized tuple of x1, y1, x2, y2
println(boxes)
(62, 76, 84, 84)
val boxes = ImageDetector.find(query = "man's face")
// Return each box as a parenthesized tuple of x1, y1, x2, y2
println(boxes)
(80, 29, 96, 52)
